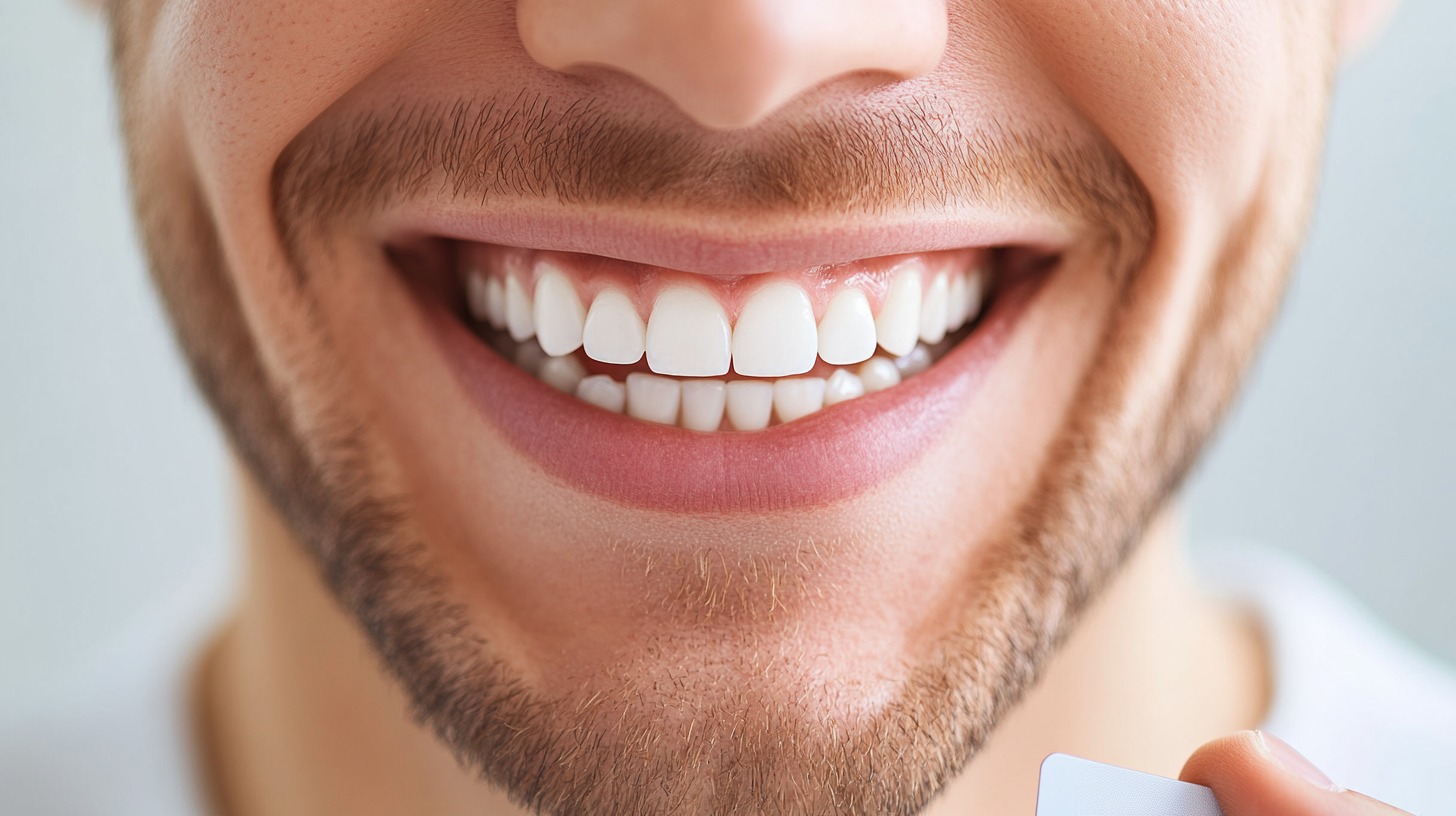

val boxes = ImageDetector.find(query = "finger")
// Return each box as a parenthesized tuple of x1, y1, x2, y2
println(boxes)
(1179, 730, 1412, 815)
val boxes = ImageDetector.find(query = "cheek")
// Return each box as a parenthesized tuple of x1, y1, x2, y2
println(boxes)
(161, 0, 432, 172)
(990, 0, 1329, 441)
(1005, 0, 1292, 233)
(145, 0, 461, 388)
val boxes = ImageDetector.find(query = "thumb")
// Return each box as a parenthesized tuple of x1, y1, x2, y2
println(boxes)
(1179, 731, 1411, 815)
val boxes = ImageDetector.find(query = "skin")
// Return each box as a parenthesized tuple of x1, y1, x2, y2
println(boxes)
(101, 0, 1406, 812)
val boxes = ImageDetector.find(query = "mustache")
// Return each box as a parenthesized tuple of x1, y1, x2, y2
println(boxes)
(272, 93, 1151, 254)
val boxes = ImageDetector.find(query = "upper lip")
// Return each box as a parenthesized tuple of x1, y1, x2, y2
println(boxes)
(378, 202, 1076, 276)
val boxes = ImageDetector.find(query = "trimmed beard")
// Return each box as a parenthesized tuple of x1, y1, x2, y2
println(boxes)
(107, 2, 1334, 811)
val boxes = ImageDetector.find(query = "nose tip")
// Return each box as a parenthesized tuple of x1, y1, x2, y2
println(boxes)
(517, 0, 948, 130)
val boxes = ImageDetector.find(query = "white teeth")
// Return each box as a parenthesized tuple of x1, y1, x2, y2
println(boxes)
(823, 369, 865, 406)
(725, 380, 774, 431)
(817, 288, 877, 365)
(680, 380, 726, 432)
(484, 277, 507, 330)
(626, 373, 681, 425)
(645, 286, 731, 377)
(582, 288, 646, 364)
(732, 283, 817, 377)
(505, 276, 535, 342)
(875, 265, 923, 357)
(532, 263, 585, 357)
(538, 355, 586, 393)
(949, 269, 984, 329)
(773, 378, 826, 424)
(919, 272, 949, 344)
(894, 345, 932, 377)
(576, 374, 626, 413)
(858, 356, 901, 393)
(475, 253, 992, 428)
(946, 274, 968, 331)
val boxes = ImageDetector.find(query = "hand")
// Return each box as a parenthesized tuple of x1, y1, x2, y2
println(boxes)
(1180, 731, 1412, 815)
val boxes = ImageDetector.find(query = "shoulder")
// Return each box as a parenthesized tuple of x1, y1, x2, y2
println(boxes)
(1198, 543, 1456, 815)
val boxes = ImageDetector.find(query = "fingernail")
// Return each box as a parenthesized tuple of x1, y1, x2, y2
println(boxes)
(1257, 731, 1341, 792)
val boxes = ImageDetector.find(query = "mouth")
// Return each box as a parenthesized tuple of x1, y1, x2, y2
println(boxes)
(392, 234, 1057, 512)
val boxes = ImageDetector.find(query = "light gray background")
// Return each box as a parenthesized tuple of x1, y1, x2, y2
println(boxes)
(2, 3, 1453, 708)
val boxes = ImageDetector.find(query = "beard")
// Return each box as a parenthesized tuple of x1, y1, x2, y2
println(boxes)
(107, 2, 1334, 811)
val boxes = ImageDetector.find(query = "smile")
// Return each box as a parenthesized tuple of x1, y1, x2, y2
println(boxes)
(395, 231, 1057, 511)
(459, 245, 994, 430)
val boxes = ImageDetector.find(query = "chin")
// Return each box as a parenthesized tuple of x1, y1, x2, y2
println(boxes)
(240, 190, 1149, 812)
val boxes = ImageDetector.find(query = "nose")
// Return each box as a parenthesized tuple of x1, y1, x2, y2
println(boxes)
(516, 0, 948, 129)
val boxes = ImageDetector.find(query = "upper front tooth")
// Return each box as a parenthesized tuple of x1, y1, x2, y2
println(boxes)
(532, 262, 585, 356)
(505, 276, 535, 342)
(483, 277, 507, 329)
(946, 273, 970, 331)
(645, 286, 731, 377)
(817, 288, 877, 365)
(875, 264, 923, 357)
(919, 272, 949, 344)
(582, 288, 646, 365)
(732, 283, 817, 377)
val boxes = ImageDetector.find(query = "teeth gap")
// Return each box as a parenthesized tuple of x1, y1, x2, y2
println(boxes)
(455, 246, 1011, 431)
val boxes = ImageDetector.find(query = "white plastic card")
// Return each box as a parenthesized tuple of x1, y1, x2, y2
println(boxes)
(1035, 753, 1225, 816)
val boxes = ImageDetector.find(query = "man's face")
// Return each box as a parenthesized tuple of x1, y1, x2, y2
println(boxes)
(110, 0, 1334, 812)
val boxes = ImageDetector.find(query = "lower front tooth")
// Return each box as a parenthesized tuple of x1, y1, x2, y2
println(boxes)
(823, 370, 865, 406)
(576, 375, 626, 413)
(539, 355, 586, 393)
(680, 380, 726, 432)
(725, 380, 774, 431)
(774, 377, 826, 423)
(858, 357, 901, 393)
(894, 346, 932, 377)
(626, 373, 682, 425)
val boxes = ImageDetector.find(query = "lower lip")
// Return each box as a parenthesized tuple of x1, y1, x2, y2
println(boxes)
(414, 268, 1046, 514)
